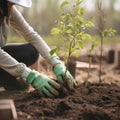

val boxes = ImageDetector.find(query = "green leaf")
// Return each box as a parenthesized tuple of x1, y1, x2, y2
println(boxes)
(76, 0, 83, 6)
(77, 8, 84, 15)
(51, 28, 60, 35)
(66, 29, 72, 34)
(86, 21, 94, 28)
(89, 43, 95, 53)
(50, 48, 58, 56)
(78, 40, 83, 48)
(102, 28, 116, 37)
(82, 34, 92, 40)
(61, 1, 69, 9)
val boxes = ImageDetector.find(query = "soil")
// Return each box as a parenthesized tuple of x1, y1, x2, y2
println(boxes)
(14, 83, 120, 120)
(0, 52, 120, 120)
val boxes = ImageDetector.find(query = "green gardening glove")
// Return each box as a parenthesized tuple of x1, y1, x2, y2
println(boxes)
(26, 70, 60, 98)
(53, 63, 75, 90)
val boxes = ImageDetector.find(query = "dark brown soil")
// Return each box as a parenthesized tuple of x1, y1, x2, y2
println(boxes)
(0, 53, 120, 120)
(15, 82, 120, 120)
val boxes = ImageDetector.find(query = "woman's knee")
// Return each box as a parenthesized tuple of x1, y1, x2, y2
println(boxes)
(24, 44, 40, 66)
(2, 43, 40, 66)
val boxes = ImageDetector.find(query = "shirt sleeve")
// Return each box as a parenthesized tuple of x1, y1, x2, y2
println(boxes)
(0, 11, 27, 77)
(10, 6, 59, 65)
(0, 47, 27, 77)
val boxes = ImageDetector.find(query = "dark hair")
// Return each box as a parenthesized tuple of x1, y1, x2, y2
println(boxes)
(0, 0, 8, 16)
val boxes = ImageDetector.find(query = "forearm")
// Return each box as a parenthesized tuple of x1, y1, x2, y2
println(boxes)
(10, 6, 59, 64)
(0, 47, 27, 77)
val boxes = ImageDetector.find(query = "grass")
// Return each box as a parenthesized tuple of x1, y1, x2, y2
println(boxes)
(7, 35, 27, 44)
(92, 35, 120, 44)
(6, 34, 120, 59)
(7, 34, 120, 48)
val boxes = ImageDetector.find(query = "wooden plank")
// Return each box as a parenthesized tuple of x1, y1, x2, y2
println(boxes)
(0, 99, 17, 120)
(76, 61, 98, 70)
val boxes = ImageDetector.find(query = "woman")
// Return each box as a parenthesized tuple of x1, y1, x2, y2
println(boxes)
(0, 0, 75, 98)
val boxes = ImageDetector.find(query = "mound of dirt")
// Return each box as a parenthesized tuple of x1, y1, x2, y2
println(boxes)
(15, 82, 120, 120)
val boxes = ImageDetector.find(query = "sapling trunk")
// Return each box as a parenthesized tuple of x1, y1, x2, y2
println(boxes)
(65, 37, 76, 77)
(84, 55, 92, 87)
(97, 0, 104, 83)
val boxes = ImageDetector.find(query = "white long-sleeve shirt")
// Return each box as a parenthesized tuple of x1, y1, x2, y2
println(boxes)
(0, 6, 58, 77)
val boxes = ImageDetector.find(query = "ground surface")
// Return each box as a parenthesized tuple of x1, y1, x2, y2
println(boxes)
(0, 52, 120, 120)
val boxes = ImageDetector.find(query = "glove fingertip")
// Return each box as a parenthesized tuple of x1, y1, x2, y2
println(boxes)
(49, 80, 61, 89)
(68, 83, 74, 90)
(42, 88, 55, 98)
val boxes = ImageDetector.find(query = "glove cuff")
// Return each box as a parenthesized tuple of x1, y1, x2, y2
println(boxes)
(21, 67, 31, 79)
(52, 63, 61, 70)
(50, 58, 64, 66)
(50, 59, 61, 65)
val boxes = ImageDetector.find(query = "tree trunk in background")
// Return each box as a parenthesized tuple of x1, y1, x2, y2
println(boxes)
(109, 0, 116, 13)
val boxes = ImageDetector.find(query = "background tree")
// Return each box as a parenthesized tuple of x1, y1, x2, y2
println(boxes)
(10, 0, 120, 37)
(21, 0, 60, 35)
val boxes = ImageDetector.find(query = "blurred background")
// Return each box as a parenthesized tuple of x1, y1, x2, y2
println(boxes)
(8, 0, 120, 46)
